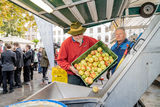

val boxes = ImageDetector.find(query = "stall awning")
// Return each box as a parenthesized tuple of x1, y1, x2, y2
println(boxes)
(9, 0, 160, 32)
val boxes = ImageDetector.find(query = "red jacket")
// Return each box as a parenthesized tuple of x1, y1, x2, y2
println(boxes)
(57, 36, 98, 75)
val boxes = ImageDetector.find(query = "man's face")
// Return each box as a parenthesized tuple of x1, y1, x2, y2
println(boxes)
(14, 45, 17, 49)
(73, 34, 83, 42)
(115, 29, 126, 43)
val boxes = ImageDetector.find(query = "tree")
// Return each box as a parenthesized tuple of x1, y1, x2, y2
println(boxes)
(32, 39, 39, 48)
(0, 0, 37, 37)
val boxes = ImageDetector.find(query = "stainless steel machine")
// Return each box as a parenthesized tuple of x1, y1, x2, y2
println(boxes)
(24, 15, 160, 107)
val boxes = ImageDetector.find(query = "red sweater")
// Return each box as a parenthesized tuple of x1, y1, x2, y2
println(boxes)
(57, 36, 98, 75)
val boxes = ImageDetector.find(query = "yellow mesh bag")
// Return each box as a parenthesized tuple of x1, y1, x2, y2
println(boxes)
(52, 66, 68, 83)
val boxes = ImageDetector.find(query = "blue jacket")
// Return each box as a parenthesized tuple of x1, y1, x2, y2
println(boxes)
(111, 39, 130, 73)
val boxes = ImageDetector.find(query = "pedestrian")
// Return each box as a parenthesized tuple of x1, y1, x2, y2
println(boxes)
(57, 22, 98, 86)
(40, 48, 49, 81)
(23, 45, 32, 85)
(30, 48, 35, 80)
(13, 42, 24, 88)
(0, 40, 5, 89)
(37, 47, 43, 74)
(1, 43, 16, 94)
(33, 49, 38, 71)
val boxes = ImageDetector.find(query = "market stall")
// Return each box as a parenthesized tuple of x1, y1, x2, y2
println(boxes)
(8, 0, 160, 107)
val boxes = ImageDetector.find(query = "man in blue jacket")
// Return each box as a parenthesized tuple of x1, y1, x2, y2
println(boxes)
(111, 27, 130, 74)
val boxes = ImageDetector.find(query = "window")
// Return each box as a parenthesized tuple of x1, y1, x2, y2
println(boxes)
(105, 35, 109, 42)
(53, 31, 56, 35)
(53, 37, 56, 42)
(105, 26, 109, 32)
(58, 30, 61, 35)
(111, 33, 115, 40)
(97, 27, 101, 33)
(58, 37, 61, 42)
(90, 28, 93, 33)
(61, 30, 64, 35)
(98, 35, 101, 40)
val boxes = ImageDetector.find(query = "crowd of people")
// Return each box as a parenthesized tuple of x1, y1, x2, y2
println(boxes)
(0, 41, 49, 94)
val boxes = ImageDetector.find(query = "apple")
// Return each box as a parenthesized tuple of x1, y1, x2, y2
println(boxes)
(90, 72, 96, 79)
(88, 58, 94, 63)
(86, 66, 92, 71)
(81, 59, 86, 64)
(100, 52, 103, 54)
(100, 61, 105, 65)
(103, 56, 109, 61)
(85, 77, 93, 84)
(101, 64, 106, 70)
(96, 53, 101, 57)
(76, 65, 81, 70)
(91, 50, 96, 55)
(88, 63, 93, 67)
(82, 75, 86, 79)
(109, 58, 114, 63)
(98, 64, 101, 68)
(93, 62, 98, 67)
(92, 55, 96, 59)
(94, 50, 98, 54)
(99, 57, 103, 61)
(94, 67, 98, 72)
(109, 56, 113, 59)
(105, 53, 109, 57)
(91, 67, 97, 72)
(74, 64, 78, 68)
(97, 68, 102, 73)
(94, 57, 99, 62)
(90, 69, 94, 73)
(81, 65, 86, 71)
(87, 77, 93, 84)
(88, 54, 92, 58)
(95, 72, 99, 76)
(92, 86, 99, 93)
(105, 61, 110, 66)
(97, 47, 103, 52)
(84, 71, 90, 77)
(79, 70, 84, 76)
(85, 57, 89, 61)
(102, 53, 106, 57)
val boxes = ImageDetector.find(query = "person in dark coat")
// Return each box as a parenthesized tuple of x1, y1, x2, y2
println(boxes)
(0, 40, 4, 88)
(23, 44, 32, 85)
(1, 43, 16, 94)
(13, 42, 24, 88)
(37, 47, 43, 73)
(30, 49, 35, 80)
(40, 48, 49, 81)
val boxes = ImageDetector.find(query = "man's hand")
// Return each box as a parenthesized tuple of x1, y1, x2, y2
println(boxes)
(69, 66, 80, 76)
(31, 63, 34, 66)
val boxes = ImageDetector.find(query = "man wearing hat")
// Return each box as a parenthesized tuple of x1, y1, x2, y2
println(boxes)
(57, 22, 98, 86)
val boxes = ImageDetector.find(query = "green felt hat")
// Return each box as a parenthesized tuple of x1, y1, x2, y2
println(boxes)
(67, 22, 86, 36)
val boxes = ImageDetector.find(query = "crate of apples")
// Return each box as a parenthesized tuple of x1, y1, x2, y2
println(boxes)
(74, 47, 114, 85)
(72, 41, 118, 86)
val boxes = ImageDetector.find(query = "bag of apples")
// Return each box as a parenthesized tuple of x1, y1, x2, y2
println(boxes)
(71, 41, 118, 86)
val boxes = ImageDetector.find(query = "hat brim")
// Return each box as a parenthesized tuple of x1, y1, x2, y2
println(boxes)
(67, 27, 86, 36)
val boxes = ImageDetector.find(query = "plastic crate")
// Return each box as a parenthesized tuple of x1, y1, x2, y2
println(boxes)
(71, 41, 118, 86)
